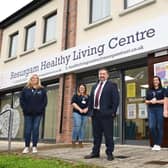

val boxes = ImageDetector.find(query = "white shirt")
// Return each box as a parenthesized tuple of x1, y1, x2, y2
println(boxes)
(94, 80, 107, 109)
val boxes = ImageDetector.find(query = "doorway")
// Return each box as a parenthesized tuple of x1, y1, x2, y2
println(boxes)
(77, 70, 123, 143)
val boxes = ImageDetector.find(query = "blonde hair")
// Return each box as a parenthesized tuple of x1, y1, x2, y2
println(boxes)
(26, 74, 43, 89)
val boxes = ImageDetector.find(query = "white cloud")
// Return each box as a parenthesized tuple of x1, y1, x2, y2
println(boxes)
(0, 0, 32, 22)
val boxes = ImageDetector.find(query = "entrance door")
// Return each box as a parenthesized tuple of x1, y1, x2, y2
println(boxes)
(124, 66, 149, 145)
(83, 71, 122, 143)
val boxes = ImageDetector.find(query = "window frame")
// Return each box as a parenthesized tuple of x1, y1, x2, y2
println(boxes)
(8, 32, 19, 58)
(24, 22, 36, 51)
(43, 11, 57, 44)
(89, 0, 111, 24)
(124, 0, 146, 9)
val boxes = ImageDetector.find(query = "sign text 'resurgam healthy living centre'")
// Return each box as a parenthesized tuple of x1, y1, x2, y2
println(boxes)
(1, 15, 168, 90)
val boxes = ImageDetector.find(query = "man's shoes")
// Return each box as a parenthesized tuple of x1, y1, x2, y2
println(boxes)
(84, 153, 100, 159)
(107, 154, 114, 161)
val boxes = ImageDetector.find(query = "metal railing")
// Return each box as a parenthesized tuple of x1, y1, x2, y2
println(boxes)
(0, 108, 14, 153)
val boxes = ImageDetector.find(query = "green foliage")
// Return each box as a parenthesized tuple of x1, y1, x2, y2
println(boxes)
(0, 154, 99, 168)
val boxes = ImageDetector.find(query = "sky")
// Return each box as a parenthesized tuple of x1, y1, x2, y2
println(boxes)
(0, 0, 33, 22)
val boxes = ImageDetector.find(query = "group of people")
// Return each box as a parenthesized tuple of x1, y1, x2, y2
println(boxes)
(71, 68, 119, 161)
(19, 69, 168, 161)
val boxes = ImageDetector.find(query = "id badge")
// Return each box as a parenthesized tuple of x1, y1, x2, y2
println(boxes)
(82, 100, 86, 104)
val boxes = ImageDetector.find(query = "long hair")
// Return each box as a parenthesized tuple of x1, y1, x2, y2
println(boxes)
(26, 74, 43, 89)
(151, 75, 162, 89)
(77, 83, 87, 96)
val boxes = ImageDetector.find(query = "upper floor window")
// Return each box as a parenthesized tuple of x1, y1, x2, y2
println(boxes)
(124, 0, 146, 9)
(24, 23, 36, 51)
(90, 0, 110, 23)
(8, 32, 18, 58)
(43, 12, 57, 43)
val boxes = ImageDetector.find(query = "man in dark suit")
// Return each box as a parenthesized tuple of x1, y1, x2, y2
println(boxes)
(84, 68, 119, 161)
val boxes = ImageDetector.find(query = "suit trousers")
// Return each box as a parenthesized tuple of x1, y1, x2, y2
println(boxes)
(91, 111, 114, 156)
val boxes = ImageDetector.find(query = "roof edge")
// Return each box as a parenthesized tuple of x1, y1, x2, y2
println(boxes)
(0, 0, 52, 29)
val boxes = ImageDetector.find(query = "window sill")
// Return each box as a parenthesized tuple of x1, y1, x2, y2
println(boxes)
(38, 39, 57, 49)
(4, 56, 17, 63)
(119, 0, 156, 17)
(84, 16, 113, 31)
(20, 49, 35, 57)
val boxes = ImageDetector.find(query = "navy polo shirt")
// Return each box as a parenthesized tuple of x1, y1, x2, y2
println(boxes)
(146, 87, 165, 109)
(71, 94, 89, 115)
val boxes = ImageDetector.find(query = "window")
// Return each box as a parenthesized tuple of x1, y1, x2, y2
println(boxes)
(43, 12, 57, 43)
(125, 67, 149, 140)
(9, 32, 18, 58)
(90, 0, 110, 23)
(124, 0, 146, 9)
(24, 23, 36, 51)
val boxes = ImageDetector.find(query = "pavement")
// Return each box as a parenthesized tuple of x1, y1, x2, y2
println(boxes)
(0, 140, 168, 168)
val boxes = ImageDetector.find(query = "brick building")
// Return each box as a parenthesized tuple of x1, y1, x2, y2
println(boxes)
(0, 0, 168, 146)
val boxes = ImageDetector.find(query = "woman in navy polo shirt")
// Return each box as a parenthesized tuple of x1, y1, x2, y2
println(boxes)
(145, 76, 165, 151)
(71, 83, 89, 147)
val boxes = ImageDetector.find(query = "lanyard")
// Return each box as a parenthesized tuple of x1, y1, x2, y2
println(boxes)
(152, 91, 156, 98)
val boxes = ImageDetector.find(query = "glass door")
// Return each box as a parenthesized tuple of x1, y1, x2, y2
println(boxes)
(124, 66, 149, 145)
(83, 71, 122, 143)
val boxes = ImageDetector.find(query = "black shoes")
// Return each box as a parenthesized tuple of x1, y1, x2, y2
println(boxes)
(84, 153, 114, 161)
(107, 154, 114, 161)
(84, 153, 100, 159)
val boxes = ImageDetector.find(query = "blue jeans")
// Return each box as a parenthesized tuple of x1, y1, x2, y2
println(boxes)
(148, 107, 163, 146)
(24, 115, 42, 147)
(72, 112, 87, 141)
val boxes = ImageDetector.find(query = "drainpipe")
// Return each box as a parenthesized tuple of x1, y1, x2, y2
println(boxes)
(59, 0, 70, 133)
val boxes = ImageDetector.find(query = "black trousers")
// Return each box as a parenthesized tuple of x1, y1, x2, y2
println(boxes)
(91, 111, 114, 156)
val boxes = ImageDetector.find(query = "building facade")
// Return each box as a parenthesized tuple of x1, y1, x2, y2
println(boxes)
(0, 0, 168, 146)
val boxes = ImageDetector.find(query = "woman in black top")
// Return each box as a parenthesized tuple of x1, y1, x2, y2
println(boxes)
(20, 74, 47, 154)
(145, 76, 165, 151)
(71, 83, 89, 147)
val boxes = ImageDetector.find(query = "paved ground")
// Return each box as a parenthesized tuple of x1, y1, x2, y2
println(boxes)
(0, 140, 168, 168)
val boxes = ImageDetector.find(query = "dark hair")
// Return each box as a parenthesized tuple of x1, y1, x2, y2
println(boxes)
(151, 75, 162, 89)
(98, 68, 109, 74)
(77, 83, 87, 96)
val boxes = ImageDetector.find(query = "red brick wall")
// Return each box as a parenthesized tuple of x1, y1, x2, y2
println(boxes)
(57, 0, 77, 143)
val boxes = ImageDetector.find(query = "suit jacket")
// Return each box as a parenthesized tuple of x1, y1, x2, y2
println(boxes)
(88, 80, 119, 117)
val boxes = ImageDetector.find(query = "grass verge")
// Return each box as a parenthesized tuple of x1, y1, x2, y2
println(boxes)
(0, 153, 101, 168)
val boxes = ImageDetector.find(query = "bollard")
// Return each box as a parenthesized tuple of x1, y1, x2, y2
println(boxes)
(8, 109, 14, 153)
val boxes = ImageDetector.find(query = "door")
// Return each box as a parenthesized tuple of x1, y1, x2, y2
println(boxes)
(124, 66, 149, 145)
(82, 71, 122, 143)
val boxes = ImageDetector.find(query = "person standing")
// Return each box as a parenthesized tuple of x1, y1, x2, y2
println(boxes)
(145, 76, 165, 151)
(20, 74, 47, 154)
(84, 68, 119, 161)
(71, 83, 89, 148)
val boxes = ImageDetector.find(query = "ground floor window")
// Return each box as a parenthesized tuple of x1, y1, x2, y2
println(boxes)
(78, 71, 122, 143)
(0, 82, 59, 141)
(125, 66, 149, 141)
(43, 84, 59, 140)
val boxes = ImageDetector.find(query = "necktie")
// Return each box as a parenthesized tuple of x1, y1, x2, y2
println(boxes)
(95, 82, 103, 108)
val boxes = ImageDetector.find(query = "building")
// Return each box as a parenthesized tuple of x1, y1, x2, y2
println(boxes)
(0, 0, 168, 146)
